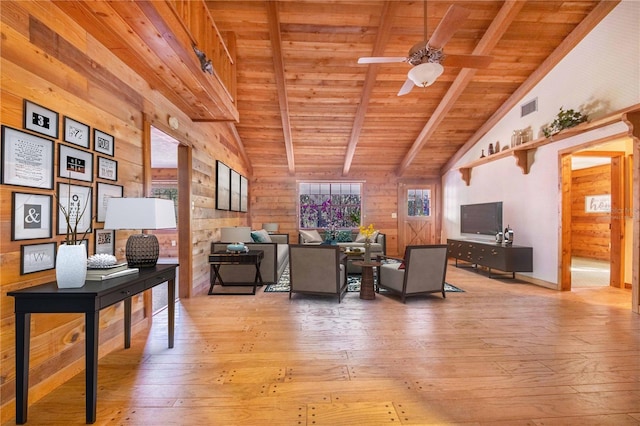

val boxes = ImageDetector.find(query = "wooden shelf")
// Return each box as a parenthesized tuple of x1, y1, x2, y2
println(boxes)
(457, 105, 639, 186)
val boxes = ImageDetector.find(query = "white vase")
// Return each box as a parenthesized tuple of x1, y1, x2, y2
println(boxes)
(56, 244, 87, 288)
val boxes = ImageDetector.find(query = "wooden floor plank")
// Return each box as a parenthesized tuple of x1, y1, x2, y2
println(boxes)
(3, 263, 639, 425)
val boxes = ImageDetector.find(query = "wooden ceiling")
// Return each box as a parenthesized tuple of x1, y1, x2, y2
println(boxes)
(206, 0, 615, 178)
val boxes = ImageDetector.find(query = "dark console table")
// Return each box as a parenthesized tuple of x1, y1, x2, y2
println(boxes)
(447, 239, 532, 278)
(8, 264, 178, 424)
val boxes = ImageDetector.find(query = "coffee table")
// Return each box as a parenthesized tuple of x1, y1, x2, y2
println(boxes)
(352, 260, 381, 300)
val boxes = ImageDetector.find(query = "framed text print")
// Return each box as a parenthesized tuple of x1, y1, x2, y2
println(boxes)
(21, 242, 56, 275)
(58, 144, 93, 183)
(11, 192, 53, 241)
(1, 126, 54, 189)
(94, 229, 115, 255)
(96, 182, 123, 222)
(63, 116, 90, 148)
(93, 129, 114, 156)
(23, 100, 58, 138)
(57, 182, 93, 236)
(97, 156, 118, 181)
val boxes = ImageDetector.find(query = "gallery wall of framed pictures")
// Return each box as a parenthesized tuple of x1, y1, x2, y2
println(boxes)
(1, 99, 121, 275)
(215, 160, 248, 212)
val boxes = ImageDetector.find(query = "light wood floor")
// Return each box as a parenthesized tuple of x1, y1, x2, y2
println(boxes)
(6, 262, 640, 425)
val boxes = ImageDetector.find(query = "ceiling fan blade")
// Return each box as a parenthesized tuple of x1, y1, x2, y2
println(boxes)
(444, 54, 493, 69)
(427, 5, 470, 49)
(397, 78, 415, 96)
(358, 57, 406, 64)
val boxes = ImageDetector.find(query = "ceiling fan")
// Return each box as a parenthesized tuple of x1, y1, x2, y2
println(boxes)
(358, 3, 493, 96)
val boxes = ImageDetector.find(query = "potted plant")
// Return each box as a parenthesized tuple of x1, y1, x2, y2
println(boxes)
(542, 106, 588, 138)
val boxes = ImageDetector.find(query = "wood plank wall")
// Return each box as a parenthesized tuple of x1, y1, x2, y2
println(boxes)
(0, 2, 249, 419)
(571, 164, 611, 260)
(249, 167, 400, 256)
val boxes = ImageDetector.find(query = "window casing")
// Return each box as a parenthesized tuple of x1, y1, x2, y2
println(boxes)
(407, 188, 431, 217)
(298, 182, 362, 229)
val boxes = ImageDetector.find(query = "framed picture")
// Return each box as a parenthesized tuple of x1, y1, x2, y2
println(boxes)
(240, 175, 248, 212)
(21, 242, 57, 275)
(94, 229, 115, 255)
(96, 182, 123, 222)
(23, 100, 58, 138)
(216, 160, 230, 210)
(1, 125, 54, 189)
(58, 144, 93, 182)
(230, 169, 241, 212)
(94, 129, 114, 156)
(63, 116, 90, 148)
(57, 182, 93, 236)
(97, 156, 118, 181)
(12, 192, 53, 240)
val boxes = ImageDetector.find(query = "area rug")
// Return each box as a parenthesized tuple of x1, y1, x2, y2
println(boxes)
(264, 266, 464, 293)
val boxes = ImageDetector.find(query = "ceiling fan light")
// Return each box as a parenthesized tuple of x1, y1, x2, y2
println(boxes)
(408, 62, 444, 87)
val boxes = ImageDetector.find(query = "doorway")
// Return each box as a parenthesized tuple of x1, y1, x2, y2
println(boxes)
(560, 140, 632, 291)
(397, 181, 441, 256)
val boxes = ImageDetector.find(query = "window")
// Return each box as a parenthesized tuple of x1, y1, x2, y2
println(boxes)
(299, 182, 362, 229)
(407, 188, 431, 217)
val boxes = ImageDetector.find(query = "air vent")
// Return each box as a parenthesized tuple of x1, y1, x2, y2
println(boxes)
(520, 98, 538, 117)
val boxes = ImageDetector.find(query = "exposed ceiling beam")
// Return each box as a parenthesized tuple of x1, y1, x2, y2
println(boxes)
(228, 123, 253, 176)
(267, 1, 295, 174)
(396, 0, 524, 176)
(343, 1, 395, 176)
(440, 0, 621, 175)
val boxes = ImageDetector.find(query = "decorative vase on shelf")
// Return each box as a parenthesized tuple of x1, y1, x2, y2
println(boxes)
(56, 244, 87, 288)
(364, 240, 372, 263)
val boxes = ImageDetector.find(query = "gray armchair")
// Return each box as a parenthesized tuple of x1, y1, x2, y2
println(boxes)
(288, 245, 348, 302)
(376, 245, 448, 303)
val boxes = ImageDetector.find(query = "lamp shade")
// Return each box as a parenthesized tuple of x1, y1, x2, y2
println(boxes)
(104, 198, 176, 230)
(263, 223, 279, 233)
(220, 226, 252, 243)
(103, 198, 176, 268)
(408, 62, 444, 88)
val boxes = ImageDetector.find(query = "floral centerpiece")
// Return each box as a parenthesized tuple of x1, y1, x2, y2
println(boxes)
(359, 223, 376, 262)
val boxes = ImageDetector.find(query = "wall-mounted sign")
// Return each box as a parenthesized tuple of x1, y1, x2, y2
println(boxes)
(585, 194, 611, 213)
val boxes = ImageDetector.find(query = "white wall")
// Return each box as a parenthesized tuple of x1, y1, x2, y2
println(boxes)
(442, 1, 640, 286)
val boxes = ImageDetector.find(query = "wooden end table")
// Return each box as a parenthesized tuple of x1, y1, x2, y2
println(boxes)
(352, 260, 381, 300)
(208, 250, 264, 295)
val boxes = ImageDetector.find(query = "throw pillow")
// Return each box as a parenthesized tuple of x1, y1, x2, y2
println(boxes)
(355, 230, 379, 243)
(398, 261, 406, 270)
(251, 229, 272, 243)
(336, 230, 353, 242)
(299, 229, 323, 243)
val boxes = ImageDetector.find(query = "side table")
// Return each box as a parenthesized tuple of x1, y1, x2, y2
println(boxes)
(353, 260, 381, 300)
(208, 250, 264, 295)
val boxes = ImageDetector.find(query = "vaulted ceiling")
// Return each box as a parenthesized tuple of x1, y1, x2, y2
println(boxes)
(206, 0, 615, 178)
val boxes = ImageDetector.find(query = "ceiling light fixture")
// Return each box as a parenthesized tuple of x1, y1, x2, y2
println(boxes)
(408, 62, 444, 88)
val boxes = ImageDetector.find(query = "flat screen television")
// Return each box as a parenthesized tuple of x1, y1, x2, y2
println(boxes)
(460, 202, 503, 236)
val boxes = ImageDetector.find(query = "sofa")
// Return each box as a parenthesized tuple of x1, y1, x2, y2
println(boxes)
(298, 229, 386, 273)
(211, 233, 289, 285)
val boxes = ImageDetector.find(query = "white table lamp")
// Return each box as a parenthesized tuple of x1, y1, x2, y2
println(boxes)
(104, 198, 176, 267)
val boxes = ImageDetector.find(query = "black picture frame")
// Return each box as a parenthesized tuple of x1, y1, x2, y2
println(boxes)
(1, 125, 54, 189)
(12, 192, 53, 241)
(94, 229, 115, 255)
(240, 175, 248, 212)
(230, 170, 241, 212)
(23, 100, 58, 138)
(63, 116, 90, 148)
(97, 156, 118, 181)
(93, 129, 114, 156)
(57, 182, 93, 236)
(21, 242, 57, 275)
(58, 144, 93, 183)
(216, 160, 230, 211)
(96, 182, 123, 222)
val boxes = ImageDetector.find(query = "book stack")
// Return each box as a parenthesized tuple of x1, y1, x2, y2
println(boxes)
(86, 263, 139, 281)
